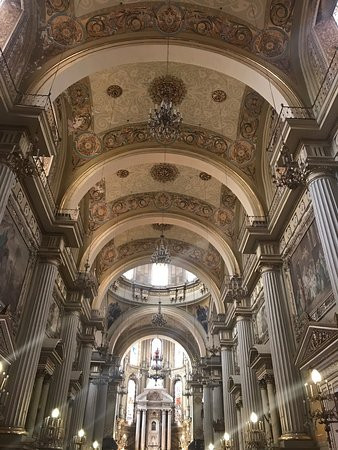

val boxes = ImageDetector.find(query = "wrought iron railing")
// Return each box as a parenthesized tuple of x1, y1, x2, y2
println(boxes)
(267, 48, 338, 152)
(0, 47, 60, 145)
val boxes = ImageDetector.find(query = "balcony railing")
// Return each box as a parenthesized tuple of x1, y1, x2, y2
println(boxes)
(0, 47, 60, 146)
(267, 48, 338, 152)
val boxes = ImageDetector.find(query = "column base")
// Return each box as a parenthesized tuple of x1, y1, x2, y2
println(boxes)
(278, 434, 317, 448)
(0, 431, 31, 450)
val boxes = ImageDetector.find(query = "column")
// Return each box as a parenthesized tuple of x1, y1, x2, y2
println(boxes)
(34, 376, 51, 435)
(68, 341, 93, 438)
(135, 409, 141, 450)
(258, 380, 272, 444)
(236, 315, 262, 424)
(307, 170, 338, 304)
(0, 164, 15, 224)
(25, 372, 45, 435)
(236, 402, 245, 450)
(161, 409, 166, 450)
(93, 379, 108, 447)
(167, 409, 172, 450)
(266, 375, 281, 444)
(203, 385, 213, 447)
(102, 380, 119, 443)
(83, 380, 98, 443)
(45, 305, 81, 419)
(192, 386, 203, 442)
(140, 409, 147, 450)
(213, 385, 224, 449)
(221, 345, 239, 449)
(2, 254, 59, 431)
(261, 263, 312, 444)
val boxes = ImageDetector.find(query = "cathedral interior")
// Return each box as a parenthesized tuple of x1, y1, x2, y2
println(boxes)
(0, 0, 337, 449)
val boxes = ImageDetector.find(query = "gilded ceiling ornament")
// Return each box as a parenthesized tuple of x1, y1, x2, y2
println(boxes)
(75, 133, 102, 158)
(270, 0, 295, 31)
(116, 169, 129, 178)
(212, 90, 227, 103)
(155, 3, 184, 34)
(150, 163, 179, 183)
(230, 140, 254, 165)
(221, 186, 237, 209)
(152, 224, 173, 232)
(199, 172, 212, 181)
(49, 15, 84, 46)
(68, 82, 90, 107)
(46, 0, 69, 15)
(68, 113, 91, 132)
(253, 28, 288, 59)
(107, 85, 123, 98)
(89, 180, 105, 201)
(148, 75, 187, 106)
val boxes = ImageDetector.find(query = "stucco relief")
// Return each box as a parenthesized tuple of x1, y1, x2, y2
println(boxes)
(33, 0, 294, 74)
(97, 238, 223, 283)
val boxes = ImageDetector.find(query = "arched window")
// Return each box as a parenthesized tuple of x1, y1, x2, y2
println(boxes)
(151, 263, 169, 286)
(151, 338, 162, 360)
(151, 421, 156, 431)
(126, 379, 136, 424)
(129, 343, 139, 366)
(174, 379, 183, 423)
(174, 343, 184, 368)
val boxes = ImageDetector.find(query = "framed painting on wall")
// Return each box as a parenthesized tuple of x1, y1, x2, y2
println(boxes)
(0, 210, 30, 312)
(289, 220, 332, 317)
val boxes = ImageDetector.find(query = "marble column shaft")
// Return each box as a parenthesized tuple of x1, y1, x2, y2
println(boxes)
(83, 381, 98, 443)
(307, 172, 338, 304)
(236, 404, 245, 450)
(167, 409, 172, 450)
(266, 377, 281, 444)
(34, 376, 51, 434)
(103, 381, 119, 440)
(192, 389, 203, 441)
(25, 372, 44, 435)
(0, 163, 15, 224)
(213, 385, 224, 449)
(221, 346, 239, 449)
(259, 380, 272, 444)
(135, 409, 141, 450)
(161, 410, 166, 450)
(4, 258, 59, 429)
(236, 316, 262, 423)
(203, 385, 214, 447)
(68, 343, 93, 437)
(94, 380, 108, 447)
(140, 409, 147, 450)
(46, 309, 80, 418)
(261, 266, 307, 438)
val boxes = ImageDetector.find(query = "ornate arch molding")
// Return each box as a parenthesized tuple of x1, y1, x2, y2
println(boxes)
(61, 147, 265, 217)
(108, 305, 208, 359)
(28, 41, 300, 108)
(93, 254, 222, 313)
(81, 212, 239, 275)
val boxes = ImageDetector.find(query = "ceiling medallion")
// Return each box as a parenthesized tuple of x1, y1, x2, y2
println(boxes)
(212, 89, 227, 103)
(116, 169, 129, 178)
(149, 74, 187, 106)
(150, 163, 179, 183)
(199, 172, 212, 181)
(151, 234, 171, 265)
(107, 85, 123, 98)
(152, 223, 173, 232)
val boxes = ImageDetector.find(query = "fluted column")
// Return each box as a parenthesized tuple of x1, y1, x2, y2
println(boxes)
(25, 372, 44, 435)
(94, 379, 108, 447)
(266, 375, 281, 444)
(161, 409, 166, 450)
(213, 385, 223, 449)
(307, 171, 338, 304)
(2, 254, 59, 431)
(140, 409, 147, 450)
(83, 380, 98, 443)
(261, 263, 311, 444)
(236, 315, 262, 424)
(46, 305, 81, 420)
(34, 376, 51, 435)
(167, 409, 172, 450)
(221, 345, 239, 449)
(0, 163, 15, 224)
(103, 379, 119, 443)
(192, 386, 203, 441)
(236, 402, 245, 450)
(258, 380, 272, 444)
(68, 342, 93, 438)
(203, 385, 213, 448)
(135, 409, 141, 450)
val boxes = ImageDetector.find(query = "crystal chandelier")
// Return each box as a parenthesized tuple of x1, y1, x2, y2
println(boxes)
(151, 302, 167, 328)
(151, 233, 171, 265)
(273, 145, 308, 189)
(148, 99, 183, 143)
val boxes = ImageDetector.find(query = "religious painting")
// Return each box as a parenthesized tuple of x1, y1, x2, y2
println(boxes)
(255, 302, 268, 343)
(0, 210, 30, 312)
(289, 220, 332, 316)
(46, 299, 62, 337)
